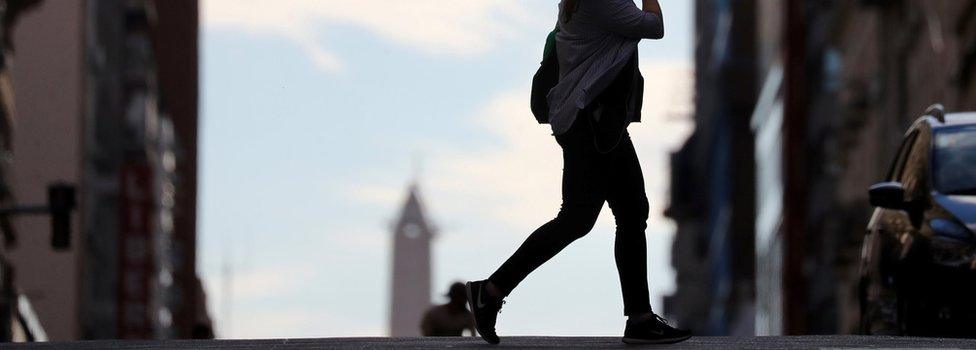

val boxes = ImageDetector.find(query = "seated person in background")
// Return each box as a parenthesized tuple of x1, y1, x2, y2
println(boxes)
(421, 282, 475, 336)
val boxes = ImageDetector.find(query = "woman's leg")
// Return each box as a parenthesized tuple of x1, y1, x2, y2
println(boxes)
(487, 204, 602, 295)
(605, 132, 652, 316)
(487, 120, 607, 296)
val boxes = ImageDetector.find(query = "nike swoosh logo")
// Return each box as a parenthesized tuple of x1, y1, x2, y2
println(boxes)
(477, 287, 487, 308)
(649, 329, 664, 335)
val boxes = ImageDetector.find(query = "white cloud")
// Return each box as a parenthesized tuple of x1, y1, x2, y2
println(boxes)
(227, 309, 317, 339)
(233, 266, 312, 301)
(422, 62, 693, 330)
(205, 265, 315, 337)
(424, 61, 694, 233)
(202, 0, 538, 73)
(199, 1, 696, 338)
(345, 184, 404, 208)
(332, 61, 692, 330)
(204, 246, 393, 338)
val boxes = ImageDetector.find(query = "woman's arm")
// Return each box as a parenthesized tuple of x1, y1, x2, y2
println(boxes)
(591, 0, 664, 40)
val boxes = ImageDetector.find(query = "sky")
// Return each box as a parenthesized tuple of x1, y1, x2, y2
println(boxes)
(198, 0, 694, 338)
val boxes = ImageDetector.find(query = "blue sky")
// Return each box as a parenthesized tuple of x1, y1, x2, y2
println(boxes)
(199, 0, 693, 338)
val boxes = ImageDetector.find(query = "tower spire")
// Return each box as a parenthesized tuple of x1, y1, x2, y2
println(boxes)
(389, 181, 434, 336)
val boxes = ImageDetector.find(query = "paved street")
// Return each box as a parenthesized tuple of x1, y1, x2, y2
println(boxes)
(5, 336, 976, 349)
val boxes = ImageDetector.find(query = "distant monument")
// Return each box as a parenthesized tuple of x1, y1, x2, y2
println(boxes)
(389, 183, 435, 336)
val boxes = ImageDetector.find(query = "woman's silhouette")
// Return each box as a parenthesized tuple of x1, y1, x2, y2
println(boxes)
(465, 0, 691, 345)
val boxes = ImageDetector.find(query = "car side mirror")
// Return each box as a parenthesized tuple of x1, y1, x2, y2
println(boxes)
(868, 182, 905, 209)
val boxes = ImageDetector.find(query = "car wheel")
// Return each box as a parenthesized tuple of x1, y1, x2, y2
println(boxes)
(860, 277, 900, 334)
(859, 231, 900, 335)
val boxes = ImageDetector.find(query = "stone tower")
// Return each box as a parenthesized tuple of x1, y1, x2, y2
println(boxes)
(389, 183, 434, 336)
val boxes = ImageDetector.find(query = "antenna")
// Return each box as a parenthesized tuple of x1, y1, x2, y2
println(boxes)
(220, 242, 234, 338)
(411, 153, 425, 188)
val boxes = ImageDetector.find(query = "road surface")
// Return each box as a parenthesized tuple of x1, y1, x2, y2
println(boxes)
(5, 336, 976, 349)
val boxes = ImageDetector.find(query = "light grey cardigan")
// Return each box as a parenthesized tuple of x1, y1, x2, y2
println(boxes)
(547, 0, 664, 135)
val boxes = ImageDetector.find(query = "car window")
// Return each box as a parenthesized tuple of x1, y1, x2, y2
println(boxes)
(933, 125, 976, 195)
(887, 131, 919, 181)
(900, 128, 931, 200)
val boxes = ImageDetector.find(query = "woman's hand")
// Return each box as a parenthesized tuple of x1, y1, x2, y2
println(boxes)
(642, 0, 662, 15)
(592, 0, 664, 40)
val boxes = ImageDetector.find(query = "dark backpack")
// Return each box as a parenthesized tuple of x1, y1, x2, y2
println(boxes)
(530, 27, 559, 124)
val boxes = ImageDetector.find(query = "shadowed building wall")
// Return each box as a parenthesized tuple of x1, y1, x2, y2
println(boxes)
(790, 0, 976, 334)
(6, 0, 208, 340)
(6, 0, 85, 340)
(148, 0, 202, 339)
(664, 0, 758, 336)
(667, 0, 976, 336)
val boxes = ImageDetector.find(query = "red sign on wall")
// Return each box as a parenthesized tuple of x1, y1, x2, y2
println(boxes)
(118, 163, 154, 339)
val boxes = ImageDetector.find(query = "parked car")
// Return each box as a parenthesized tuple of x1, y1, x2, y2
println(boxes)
(860, 104, 976, 337)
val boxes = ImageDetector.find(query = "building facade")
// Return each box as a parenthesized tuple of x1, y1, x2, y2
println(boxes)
(6, 0, 85, 340)
(0, 0, 47, 342)
(663, 0, 759, 336)
(4, 0, 207, 340)
(666, 0, 976, 336)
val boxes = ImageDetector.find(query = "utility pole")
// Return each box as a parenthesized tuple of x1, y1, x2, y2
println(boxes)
(783, 0, 808, 335)
(725, 0, 758, 333)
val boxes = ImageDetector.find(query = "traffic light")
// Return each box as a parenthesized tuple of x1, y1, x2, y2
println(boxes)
(48, 184, 75, 250)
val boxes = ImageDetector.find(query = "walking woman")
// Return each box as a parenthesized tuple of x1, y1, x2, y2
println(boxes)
(466, 0, 691, 345)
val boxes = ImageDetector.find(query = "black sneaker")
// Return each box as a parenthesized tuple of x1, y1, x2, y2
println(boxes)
(622, 313, 691, 345)
(466, 280, 504, 344)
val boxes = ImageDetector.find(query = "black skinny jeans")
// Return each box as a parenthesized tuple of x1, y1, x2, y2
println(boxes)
(488, 116, 651, 316)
